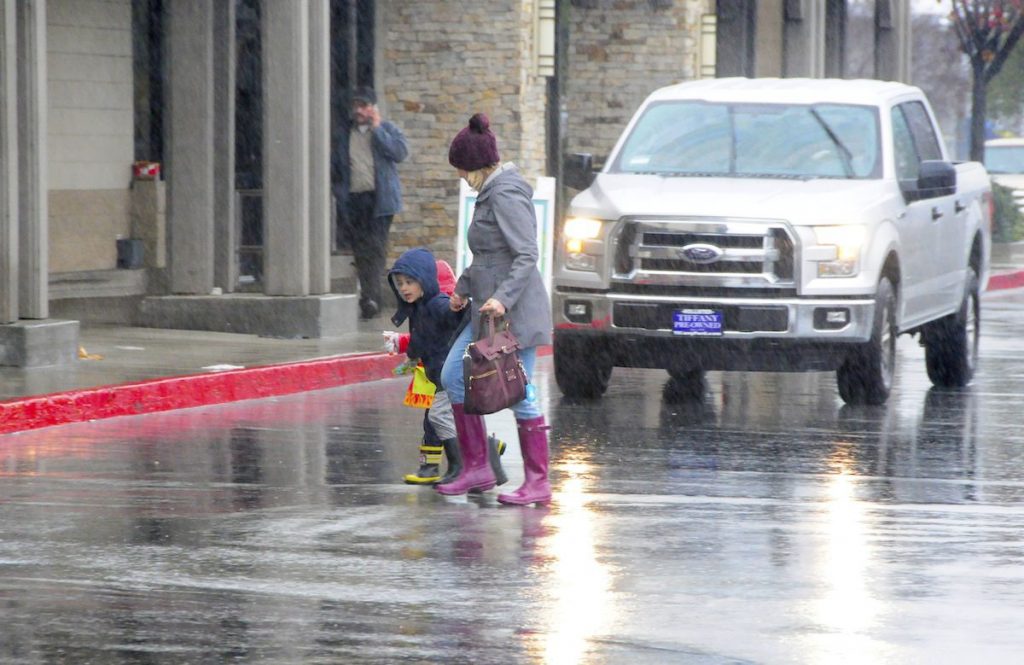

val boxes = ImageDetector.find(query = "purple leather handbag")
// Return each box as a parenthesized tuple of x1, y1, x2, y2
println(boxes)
(463, 315, 528, 415)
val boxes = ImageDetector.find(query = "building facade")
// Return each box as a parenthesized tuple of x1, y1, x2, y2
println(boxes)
(0, 0, 911, 366)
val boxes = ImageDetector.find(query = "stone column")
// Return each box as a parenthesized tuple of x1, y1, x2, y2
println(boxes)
(715, 0, 754, 77)
(262, 0, 310, 296)
(308, 0, 331, 294)
(870, 1, 916, 83)
(16, 0, 47, 319)
(754, 0, 783, 77)
(782, 0, 825, 78)
(166, 0, 215, 295)
(213, 0, 237, 292)
(0, 0, 76, 367)
(892, 0, 911, 84)
(0, 0, 17, 324)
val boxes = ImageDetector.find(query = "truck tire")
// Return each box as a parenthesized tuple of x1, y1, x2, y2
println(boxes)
(923, 268, 979, 388)
(666, 367, 706, 401)
(554, 335, 612, 399)
(837, 276, 897, 405)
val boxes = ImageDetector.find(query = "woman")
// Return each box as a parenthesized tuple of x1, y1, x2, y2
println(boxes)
(436, 113, 553, 506)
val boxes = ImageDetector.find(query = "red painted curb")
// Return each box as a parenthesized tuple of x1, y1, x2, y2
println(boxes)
(0, 352, 403, 435)
(988, 269, 1024, 291)
(0, 345, 554, 435)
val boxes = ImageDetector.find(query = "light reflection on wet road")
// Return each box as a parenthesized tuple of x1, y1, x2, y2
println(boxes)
(3, 295, 1024, 663)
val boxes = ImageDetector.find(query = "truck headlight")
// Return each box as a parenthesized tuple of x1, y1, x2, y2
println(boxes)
(562, 217, 604, 271)
(813, 225, 865, 277)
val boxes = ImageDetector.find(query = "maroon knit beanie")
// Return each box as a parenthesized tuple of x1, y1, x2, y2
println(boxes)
(448, 113, 500, 171)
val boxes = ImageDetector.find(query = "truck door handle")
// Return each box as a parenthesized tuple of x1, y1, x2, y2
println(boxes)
(931, 207, 943, 221)
(955, 200, 966, 213)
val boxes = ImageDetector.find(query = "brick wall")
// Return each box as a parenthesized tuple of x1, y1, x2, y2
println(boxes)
(566, 0, 711, 165)
(380, 0, 710, 264)
(379, 0, 548, 266)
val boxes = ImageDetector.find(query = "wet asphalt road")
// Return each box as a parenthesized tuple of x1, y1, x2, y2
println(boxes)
(4, 293, 1024, 664)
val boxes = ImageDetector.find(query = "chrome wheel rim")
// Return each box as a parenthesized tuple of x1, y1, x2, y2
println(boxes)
(966, 291, 979, 372)
(880, 300, 895, 390)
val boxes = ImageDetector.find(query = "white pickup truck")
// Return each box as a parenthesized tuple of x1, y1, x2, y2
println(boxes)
(553, 78, 992, 405)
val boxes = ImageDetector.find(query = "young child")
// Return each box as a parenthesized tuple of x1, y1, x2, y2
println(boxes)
(386, 248, 506, 486)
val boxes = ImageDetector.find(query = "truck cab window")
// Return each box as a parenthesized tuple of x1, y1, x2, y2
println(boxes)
(891, 106, 919, 182)
(900, 101, 943, 162)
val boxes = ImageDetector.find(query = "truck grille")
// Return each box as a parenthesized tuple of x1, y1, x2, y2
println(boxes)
(614, 219, 794, 283)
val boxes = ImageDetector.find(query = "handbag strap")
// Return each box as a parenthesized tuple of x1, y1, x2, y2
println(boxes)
(478, 313, 501, 343)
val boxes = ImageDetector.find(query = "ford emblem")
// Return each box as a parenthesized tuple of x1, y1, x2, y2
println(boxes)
(678, 243, 723, 264)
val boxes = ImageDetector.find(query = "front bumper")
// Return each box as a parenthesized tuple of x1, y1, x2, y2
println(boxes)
(552, 289, 877, 372)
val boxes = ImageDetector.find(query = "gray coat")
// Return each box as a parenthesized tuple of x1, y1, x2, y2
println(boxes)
(455, 165, 553, 348)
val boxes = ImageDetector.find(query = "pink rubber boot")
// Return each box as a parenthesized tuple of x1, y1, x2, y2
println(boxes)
(435, 403, 497, 495)
(498, 416, 551, 506)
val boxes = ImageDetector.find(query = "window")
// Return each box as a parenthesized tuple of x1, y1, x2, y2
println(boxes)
(984, 145, 1024, 174)
(899, 101, 943, 162)
(611, 101, 880, 179)
(891, 106, 919, 182)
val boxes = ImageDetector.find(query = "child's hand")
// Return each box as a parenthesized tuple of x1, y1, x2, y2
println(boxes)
(450, 294, 468, 311)
(382, 330, 401, 354)
(392, 358, 418, 375)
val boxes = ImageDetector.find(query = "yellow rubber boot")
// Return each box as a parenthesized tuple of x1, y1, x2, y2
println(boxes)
(403, 444, 443, 485)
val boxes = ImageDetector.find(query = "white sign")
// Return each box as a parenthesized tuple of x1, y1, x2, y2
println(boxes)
(455, 175, 556, 296)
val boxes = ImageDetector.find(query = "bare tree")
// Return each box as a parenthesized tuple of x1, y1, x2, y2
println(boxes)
(949, 0, 1024, 160)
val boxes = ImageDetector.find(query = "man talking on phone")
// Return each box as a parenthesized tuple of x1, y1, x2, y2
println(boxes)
(335, 87, 409, 319)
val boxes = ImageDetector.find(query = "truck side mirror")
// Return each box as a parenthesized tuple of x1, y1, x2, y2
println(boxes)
(917, 160, 957, 199)
(565, 153, 595, 191)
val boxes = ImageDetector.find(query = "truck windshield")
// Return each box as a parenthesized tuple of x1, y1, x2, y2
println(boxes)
(984, 145, 1024, 174)
(611, 101, 881, 179)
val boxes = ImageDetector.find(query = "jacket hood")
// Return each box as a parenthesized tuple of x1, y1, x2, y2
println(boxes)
(389, 248, 441, 325)
(476, 164, 532, 204)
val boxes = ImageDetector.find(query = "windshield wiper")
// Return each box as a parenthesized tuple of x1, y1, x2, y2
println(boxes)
(733, 172, 813, 180)
(809, 109, 855, 179)
(630, 170, 813, 180)
(627, 170, 727, 177)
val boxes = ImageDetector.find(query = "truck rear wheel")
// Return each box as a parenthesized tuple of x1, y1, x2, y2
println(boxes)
(923, 268, 979, 388)
(554, 335, 612, 399)
(837, 276, 897, 405)
(666, 367, 706, 401)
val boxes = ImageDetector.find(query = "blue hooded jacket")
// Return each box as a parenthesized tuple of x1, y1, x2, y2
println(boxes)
(389, 248, 466, 386)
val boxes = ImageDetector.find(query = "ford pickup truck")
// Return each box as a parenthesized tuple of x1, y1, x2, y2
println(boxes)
(553, 78, 992, 405)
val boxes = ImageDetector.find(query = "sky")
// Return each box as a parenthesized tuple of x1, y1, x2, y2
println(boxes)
(913, 0, 949, 14)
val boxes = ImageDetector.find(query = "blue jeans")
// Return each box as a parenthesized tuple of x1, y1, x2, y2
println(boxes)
(440, 324, 542, 420)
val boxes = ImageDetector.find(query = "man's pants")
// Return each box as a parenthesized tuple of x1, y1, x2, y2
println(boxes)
(346, 191, 392, 308)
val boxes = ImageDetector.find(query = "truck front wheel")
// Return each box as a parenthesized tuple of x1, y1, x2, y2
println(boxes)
(837, 276, 897, 405)
(553, 335, 612, 399)
(923, 268, 979, 388)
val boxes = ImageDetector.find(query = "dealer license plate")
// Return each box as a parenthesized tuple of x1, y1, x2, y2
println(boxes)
(673, 309, 723, 336)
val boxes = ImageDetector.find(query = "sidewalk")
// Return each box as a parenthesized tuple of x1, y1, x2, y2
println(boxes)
(989, 241, 1024, 290)
(4, 260, 1024, 435)
(0, 311, 405, 434)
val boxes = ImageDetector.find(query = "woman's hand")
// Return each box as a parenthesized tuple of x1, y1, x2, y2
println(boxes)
(450, 293, 468, 311)
(478, 298, 506, 317)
